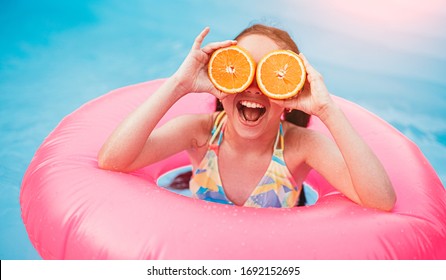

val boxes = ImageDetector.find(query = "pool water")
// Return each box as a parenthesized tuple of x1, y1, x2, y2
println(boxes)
(1, 0, 445, 259)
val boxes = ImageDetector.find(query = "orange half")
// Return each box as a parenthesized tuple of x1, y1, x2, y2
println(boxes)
(256, 50, 306, 99)
(208, 46, 256, 94)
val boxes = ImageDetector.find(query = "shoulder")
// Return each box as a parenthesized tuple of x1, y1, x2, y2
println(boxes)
(283, 121, 314, 144)
(179, 112, 229, 148)
(155, 113, 213, 150)
(172, 112, 212, 128)
(284, 120, 341, 172)
(283, 121, 331, 155)
(174, 111, 220, 127)
(179, 113, 218, 165)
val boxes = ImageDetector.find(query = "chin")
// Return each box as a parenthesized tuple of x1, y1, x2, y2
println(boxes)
(222, 93, 282, 140)
(232, 110, 280, 141)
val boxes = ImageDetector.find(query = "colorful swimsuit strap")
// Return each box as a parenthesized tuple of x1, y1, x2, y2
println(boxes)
(190, 110, 298, 208)
(278, 122, 285, 151)
(209, 111, 226, 146)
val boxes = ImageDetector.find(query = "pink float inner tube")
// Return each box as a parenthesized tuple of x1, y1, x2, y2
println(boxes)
(20, 78, 446, 259)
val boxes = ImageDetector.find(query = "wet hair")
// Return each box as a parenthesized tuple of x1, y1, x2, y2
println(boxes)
(215, 24, 310, 128)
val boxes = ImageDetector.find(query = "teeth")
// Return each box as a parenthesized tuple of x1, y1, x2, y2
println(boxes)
(240, 100, 265, 109)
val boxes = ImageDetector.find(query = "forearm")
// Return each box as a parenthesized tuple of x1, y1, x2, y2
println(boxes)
(98, 77, 186, 171)
(319, 103, 396, 210)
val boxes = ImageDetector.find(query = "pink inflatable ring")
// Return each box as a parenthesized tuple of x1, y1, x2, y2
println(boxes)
(21, 79, 446, 259)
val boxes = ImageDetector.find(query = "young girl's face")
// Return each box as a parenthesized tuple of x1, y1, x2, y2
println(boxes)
(220, 34, 285, 140)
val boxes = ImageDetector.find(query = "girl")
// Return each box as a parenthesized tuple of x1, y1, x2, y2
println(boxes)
(98, 24, 396, 210)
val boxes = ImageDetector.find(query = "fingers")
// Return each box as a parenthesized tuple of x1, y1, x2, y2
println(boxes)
(299, 53, 316, 75)
(202, 40, 237, 55)
(210, 87, 230, 101)
(192, 27, 210, 50)
(192, 27, 237, 54)
(298, 53, 310, 67)
(299, 53, 323, 83)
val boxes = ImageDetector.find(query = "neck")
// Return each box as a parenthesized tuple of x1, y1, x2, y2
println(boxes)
(222, 122, 280, 155)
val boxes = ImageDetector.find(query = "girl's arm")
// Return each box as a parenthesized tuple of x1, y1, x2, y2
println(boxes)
(277, 54, 396, 211)
(305, 103, 396, 211)
(98, 27, 233, 172)
(98, 78, 204, 172)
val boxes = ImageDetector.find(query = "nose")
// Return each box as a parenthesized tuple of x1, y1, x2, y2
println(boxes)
(245, 89, 262, 95)
(245, 80, 262, 95)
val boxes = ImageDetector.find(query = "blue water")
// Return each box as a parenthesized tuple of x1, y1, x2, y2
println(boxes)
(1, 0, 445, 259)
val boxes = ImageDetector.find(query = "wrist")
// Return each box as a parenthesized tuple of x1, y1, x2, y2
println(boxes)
(316, 101, 341, 124)
(167, 74, 190, 99)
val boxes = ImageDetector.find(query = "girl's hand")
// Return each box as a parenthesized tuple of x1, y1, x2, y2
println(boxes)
(271, 53, 335, 120)
(173, 27, 235, 100)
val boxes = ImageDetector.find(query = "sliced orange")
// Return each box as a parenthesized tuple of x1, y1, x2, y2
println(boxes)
(208, 46, 256, 94)
(256, 50, 306, 99)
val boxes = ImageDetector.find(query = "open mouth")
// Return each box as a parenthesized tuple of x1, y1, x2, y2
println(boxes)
(237, 100, 266, 122)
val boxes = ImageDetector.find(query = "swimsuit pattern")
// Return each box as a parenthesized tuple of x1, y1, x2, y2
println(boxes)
(190, 111, 301, 208)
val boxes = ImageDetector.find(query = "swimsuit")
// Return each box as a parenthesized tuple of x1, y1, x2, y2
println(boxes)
(189, 111, 301, 208)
